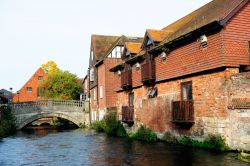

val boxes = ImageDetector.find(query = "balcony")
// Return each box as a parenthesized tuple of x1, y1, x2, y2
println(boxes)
(121, 106, 134, 125)
(121, 70, 132, 90)
(141, 61, 155, 84)
(172, 100, 194, 124)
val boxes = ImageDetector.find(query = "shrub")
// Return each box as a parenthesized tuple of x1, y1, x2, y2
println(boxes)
(0, 106, 16, 138)
(130, 125, 157, 143)
(91, 111, 127, 137)
(91, 121, 105, 132)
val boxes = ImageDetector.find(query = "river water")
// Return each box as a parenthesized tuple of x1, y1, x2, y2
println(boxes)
(0, 128, 248, 166)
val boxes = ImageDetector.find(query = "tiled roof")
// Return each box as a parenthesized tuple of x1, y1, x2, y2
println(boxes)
(146, 29, 172, 43)
(161, 0, 247, 44)
(91, 35, 120, 60)
(125, 42, 142, 54)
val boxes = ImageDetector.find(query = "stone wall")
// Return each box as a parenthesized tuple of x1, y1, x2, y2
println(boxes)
(227, 71, 250, 151)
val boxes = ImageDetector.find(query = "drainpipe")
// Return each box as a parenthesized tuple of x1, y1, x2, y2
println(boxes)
(96, 67, 99, 121)
(88, 67, 91, 125)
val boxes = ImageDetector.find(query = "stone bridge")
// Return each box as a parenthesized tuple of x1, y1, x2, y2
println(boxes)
(13, 100, 90, 130)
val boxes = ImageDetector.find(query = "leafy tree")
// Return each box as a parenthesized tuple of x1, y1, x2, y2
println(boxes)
(39, 70, 82, 100)
(41, 60, 59, 74)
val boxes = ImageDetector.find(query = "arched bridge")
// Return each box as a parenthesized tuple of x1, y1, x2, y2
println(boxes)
(13, 100, 90, 130)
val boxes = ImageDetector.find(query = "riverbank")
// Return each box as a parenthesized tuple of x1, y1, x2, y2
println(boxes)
(0, 105, 16, 138)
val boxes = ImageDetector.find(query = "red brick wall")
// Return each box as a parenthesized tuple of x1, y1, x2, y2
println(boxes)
(104, 58, 122, 108)
(90, 87, 98, 111)
(132, 64, 142, 87)
(222, 2, 250, 66)
(118, 68, 239, 134)
(13, 68, 47, 102)
(98, 64, 106, 109)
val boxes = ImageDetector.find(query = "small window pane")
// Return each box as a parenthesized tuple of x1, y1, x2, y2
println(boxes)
(26, 87, 32, 92)
(38, 76, 43, 81)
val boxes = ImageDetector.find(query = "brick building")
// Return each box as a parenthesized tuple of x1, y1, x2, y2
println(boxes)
(88, 35, 143, 121)
(88, 35, 120, 121)
(110, 0, 250, 150)
(13, 68, 47, 102)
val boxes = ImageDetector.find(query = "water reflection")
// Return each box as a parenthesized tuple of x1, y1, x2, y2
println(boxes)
(0, 129, 248, 166)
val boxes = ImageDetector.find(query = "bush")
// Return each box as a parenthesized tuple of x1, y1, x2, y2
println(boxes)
(91, 111, 127, 137)
(130, 125, 157, 143)
(0, 106, 16, 138)
(91, 121, 105, 132)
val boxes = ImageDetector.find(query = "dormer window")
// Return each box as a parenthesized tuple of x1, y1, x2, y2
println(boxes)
(108, 46, 124, 58)
(147, 38, 153, 46)
(145, 37, 154, 51)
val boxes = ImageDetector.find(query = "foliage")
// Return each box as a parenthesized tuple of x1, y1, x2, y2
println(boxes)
(91, 121, 105, 132)
(0, 106, 16, 138)
(178, 134, 228, 152)
(39, 70, 82, 100)
(91, 111, 127, 137)
(130, 125, 157, 143)
(41, 60, 59, 74)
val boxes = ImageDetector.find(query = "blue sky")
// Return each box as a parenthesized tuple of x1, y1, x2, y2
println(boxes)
(0, 0, 211, 92)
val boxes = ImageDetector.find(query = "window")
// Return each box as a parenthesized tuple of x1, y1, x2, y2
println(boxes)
(99, 86, 103, 99)
(146, 87, 157, 98)
(94, 89, 96, 100)
(116, 46, 123, 58)
(84, 80, 88, 90)
(26, 87, 32, 93)
(37, 88, 43, 97)
(146, 37, 154, 50)
(38, 76, 43, 81)
(91, 50, 94, 60)
(90, 68, 94, 82)
(181, 81, 192, 101)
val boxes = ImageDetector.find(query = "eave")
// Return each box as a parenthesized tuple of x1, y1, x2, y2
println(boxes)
(109, 63, 124, 72)
(150, 21, 222, 55)
(126, 54, 145, 65)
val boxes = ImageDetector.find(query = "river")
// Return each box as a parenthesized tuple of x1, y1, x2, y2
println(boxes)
(0, 128, 247, 166)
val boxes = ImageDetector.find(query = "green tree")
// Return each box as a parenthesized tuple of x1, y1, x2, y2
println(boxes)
(39, 70, 82, 100)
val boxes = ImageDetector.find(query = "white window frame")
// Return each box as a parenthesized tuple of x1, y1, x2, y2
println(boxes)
(90, 68, 94, 82)
(26, 87, 32, 93)
(99, 86, 103, 99)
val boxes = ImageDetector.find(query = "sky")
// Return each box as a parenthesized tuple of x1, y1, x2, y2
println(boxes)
(0, 0, 211, 92)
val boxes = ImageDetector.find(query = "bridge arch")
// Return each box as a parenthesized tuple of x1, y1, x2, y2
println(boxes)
(17, 112, 82, 130)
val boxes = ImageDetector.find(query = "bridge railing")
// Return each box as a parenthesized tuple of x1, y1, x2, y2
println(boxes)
(13, 100, 83, 110)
